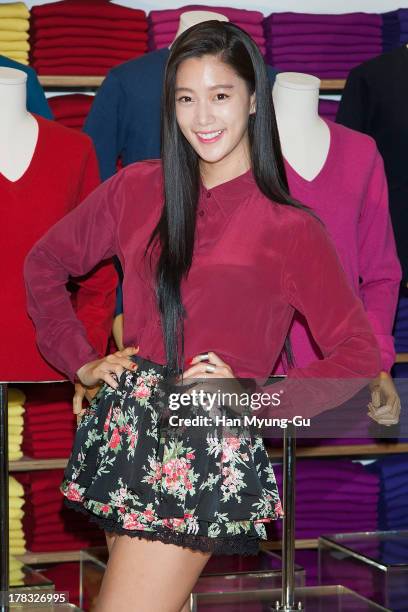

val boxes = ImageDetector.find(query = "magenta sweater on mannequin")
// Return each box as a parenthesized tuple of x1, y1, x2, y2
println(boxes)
(273, 119, 401, 375)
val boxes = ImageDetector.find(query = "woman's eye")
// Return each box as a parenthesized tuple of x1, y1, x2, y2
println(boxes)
(215, 93, 229, 101)
(177, 96, 192, 103)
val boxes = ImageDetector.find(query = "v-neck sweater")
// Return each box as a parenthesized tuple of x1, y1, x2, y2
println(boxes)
(2, 114, 117, 381)
(273, 119, 401, 374)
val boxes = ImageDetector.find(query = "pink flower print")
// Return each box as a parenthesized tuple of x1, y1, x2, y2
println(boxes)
(113, 407, 122, 422)
(241, 453, 249, 461)
(184, 513, 193, 519)
(66, 482, 84, 502)
(123, 513, 145, 530)
(130, 433, 138, 449)
(143, 508, 155, 522)
(226, 437, 240, 450)
(103, 407, 112, 432)
(135, 383, 151, 399)
(108, 427, 121, 449)
(101, 504, 110, 514)
(186, 452, 195, 460)
(275, 500, 284, 516)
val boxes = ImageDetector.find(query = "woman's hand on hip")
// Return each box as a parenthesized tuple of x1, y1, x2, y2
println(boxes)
(76, 345, 139, 389)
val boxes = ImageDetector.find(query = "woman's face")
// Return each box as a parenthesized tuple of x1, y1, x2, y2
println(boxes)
(175, 54, 255, 171)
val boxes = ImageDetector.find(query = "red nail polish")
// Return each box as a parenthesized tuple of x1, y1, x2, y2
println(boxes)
(186, 356, 194, 365)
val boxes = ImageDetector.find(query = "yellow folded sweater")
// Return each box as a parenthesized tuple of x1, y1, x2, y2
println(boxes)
(0, 18, 29, 32)
(0, 28, 27, 41)
(9, 476, 24, 497)
(8, 388, 26, 407)
(0, 3, 29, 19)
(8, 414, 23, 426)
(9, 451, 23, 461)
(0, 39, 28, 51)
(9, 497, 24, 509)
(8, 432, 23, 444)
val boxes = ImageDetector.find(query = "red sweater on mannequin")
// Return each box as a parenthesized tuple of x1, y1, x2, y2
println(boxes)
(1, 114, 117, 381)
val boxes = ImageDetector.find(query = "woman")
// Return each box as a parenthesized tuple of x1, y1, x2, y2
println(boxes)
(24, 21, 382, 612)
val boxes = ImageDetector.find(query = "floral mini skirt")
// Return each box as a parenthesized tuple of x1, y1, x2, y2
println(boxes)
(60, 354, 283, 555)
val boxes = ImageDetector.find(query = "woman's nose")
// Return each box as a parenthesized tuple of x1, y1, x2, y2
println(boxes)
(195, 100, 215, 127)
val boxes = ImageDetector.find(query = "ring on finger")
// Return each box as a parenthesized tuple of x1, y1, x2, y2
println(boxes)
(205, 364, 216, 374)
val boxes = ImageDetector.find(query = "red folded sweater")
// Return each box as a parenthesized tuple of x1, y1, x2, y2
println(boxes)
(48, 93, 93, 119)
(32, 16, 146, 30)
(32, 26, 148, 40)
(34, 34, 148, 49)
(33, 45, 147, 60)
(31, 1, 146, 21)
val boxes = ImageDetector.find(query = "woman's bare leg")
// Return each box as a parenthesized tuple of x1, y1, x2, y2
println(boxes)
(179, 595, 192, 612)
(94, 536, 210, 612)
(104, 530, 117, 555)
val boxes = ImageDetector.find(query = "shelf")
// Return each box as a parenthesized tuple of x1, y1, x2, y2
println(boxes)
(320, 79, 345, 91)
(261, 539, 318, 551)
(9, 456, 67, 471)
(7, 443, 408, 473)
(396, 352, 408, 363)
(38, 75, 104, 87)
(37, 75, 345, 91)
(15, 550, 81, 564)
(266, 442, 408, 459)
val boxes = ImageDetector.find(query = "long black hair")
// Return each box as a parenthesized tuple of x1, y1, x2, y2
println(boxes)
(145, 20, 311, 376)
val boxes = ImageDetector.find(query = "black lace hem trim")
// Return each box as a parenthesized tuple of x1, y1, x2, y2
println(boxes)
(63, 497, 261, 556)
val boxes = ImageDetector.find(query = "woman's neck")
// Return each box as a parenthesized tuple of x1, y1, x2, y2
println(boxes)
(199, 145, 251, 190)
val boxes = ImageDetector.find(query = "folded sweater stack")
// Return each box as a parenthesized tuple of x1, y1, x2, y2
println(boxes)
(8, 475, 26, 586)
(48, 94, 94, 130)
(22, 383, 76, 459)
(0, 1, 29, 65)
(148, 5, 266, 56)
(30, 0, 148, 75)
(264, 12, 382, 79)
(8, 388, 25, 461)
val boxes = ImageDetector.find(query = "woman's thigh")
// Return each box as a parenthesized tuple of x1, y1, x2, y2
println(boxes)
(104, 530, 117, 555)
(95, 535, 211, 612)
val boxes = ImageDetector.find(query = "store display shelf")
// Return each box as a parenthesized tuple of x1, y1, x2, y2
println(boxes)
(8, 456, 67, 471)
(395, 352, 408, 363)
(39, 75, 104, 88)
(262, 538, 317, 551)
(37, 75, 345, 91)
(7, 443, 408, 473)
(16, 550, 81, 564)
(267, 442, 408, 459)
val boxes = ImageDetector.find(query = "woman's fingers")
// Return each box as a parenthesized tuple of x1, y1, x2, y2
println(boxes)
(73, 383, 86, 415)
(182, 351, 233, 379)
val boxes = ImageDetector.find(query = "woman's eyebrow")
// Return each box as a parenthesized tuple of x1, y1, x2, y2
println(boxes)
(175, 84, 235, 93)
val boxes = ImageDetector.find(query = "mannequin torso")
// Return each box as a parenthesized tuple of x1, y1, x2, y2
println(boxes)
(272, 72, 330, 181)
(0, 67, 38, 182)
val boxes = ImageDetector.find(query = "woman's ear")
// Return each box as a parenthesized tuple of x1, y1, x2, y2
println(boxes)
(250, 93, 256, 115)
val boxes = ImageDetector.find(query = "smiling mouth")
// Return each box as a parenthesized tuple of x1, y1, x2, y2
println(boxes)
(196, 129, 225, 143)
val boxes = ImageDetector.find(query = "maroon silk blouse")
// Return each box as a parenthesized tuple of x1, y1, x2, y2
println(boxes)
(24, 160, 381, 414)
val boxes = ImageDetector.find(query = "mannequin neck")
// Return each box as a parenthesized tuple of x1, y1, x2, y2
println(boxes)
(272, 73, 330, 181)
(273, 74, 321, 133)
(0, 80, 30, 139)
(171, 10, 228, 46)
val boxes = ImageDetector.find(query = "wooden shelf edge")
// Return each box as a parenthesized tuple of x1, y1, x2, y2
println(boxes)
(9, 456, 67, 471)
(320, 79, 345, 90)
(15, 550, 81, 564)
(39, 75, 104, 87)
(261, 538, 318, 551)
(396, 352, 408, 363)
(267, 442, 408, 459)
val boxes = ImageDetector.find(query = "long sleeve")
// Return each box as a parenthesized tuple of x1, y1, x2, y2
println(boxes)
(261, 213, 381, 420)
(24, 170, 125, 383)
(357, 149, 402, 372)
(26, 66, 53, 120)
(68, 141, 118, 357)
(83, 71, 124, 181)
(336, 67, 368, 134)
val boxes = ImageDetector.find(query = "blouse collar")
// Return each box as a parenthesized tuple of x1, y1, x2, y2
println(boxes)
(199, 167, 257, 217)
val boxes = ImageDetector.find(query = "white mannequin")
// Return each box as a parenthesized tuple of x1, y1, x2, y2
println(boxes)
(272, 72, 330, 181)
(0, 67, 38, 182)
(171, 10, 229, 46)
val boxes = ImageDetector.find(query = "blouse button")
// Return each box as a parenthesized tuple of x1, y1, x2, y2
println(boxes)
(206, 191, 211, 198)
(199, 210, 205, 217)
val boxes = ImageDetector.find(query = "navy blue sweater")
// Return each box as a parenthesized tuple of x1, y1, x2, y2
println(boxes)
(0, 55, 52, 119)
